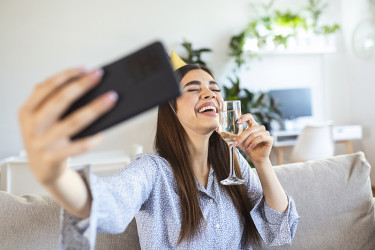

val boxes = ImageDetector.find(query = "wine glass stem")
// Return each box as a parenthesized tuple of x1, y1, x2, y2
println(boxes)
(229, 145, 236, 177)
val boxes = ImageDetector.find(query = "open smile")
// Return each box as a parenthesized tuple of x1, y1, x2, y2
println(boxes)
(195, 102, 218, 117)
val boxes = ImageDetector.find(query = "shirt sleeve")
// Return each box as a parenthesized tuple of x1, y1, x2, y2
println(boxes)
(236, 150, 300, 246)
(59, 153, 158, 250)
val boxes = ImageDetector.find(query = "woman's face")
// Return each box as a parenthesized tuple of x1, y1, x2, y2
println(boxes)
(176, 69, 223, 135)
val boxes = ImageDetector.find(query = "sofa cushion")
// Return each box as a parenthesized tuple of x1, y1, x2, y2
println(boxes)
(0, 192, 140, 249)
(258, 152, 375, 249)
(0, 193, 60, 249)
(96, 218, 140, 249)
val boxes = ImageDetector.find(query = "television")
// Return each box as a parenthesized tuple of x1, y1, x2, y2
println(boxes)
(269, 88, 312, 120)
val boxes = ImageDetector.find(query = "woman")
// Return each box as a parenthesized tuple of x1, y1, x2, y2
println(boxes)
(18, 52, 299, 249)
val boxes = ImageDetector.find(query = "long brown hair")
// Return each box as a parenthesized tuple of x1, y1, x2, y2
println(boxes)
(154, 65, 260, 247)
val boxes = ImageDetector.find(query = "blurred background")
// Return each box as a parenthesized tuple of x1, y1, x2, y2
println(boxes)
(1, 0, 374, 186)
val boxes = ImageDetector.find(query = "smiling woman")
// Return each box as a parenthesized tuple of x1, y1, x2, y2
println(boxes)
(157, 64, 262, 245)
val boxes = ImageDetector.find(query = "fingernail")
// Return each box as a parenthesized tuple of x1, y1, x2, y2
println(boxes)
(232, 141, 238, 147)
(90, 69, 103, 79)
(237, 119, 242, 124)
(249, 143, 253, 149)
(103, 91, 118, 104)
(78, 66, 86, 73)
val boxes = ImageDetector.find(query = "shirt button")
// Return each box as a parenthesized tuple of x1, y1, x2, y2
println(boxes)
(216, 223, 220, 229)
(210, 199, 214, 203)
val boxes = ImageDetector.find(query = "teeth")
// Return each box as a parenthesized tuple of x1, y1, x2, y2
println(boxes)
(198, 106, 217, 113)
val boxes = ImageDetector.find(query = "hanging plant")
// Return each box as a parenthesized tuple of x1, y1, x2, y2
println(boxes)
(274, 10, 308, 33)
(229, 32, 247, 68)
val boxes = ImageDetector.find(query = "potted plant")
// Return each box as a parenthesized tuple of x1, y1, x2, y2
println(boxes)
(228, 0, 340, 67)
(180, 40, 212, 66)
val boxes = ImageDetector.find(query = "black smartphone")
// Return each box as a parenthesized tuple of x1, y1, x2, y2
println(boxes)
(61, 41, 181, 140)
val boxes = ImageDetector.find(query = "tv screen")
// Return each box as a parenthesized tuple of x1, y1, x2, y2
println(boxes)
(269, 88, 312, 120)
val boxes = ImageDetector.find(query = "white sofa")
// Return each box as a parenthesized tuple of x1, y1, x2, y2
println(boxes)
(0, 152, 374, 249)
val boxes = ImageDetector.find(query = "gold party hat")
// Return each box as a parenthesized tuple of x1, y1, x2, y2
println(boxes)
(170, 50, 187, 70)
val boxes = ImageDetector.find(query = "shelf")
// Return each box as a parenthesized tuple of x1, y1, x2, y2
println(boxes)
(244, 34, 339, 56)
(255, 48, 337, 55)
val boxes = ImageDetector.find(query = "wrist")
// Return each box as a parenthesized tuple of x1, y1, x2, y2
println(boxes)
(252, 158, 272, 169)
(41, 163, 69, 187)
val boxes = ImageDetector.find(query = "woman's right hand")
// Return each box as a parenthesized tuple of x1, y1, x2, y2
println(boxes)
(18, 67, 118, 186)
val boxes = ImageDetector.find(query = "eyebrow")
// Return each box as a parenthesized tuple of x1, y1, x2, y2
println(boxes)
(183, 80, 219, 88)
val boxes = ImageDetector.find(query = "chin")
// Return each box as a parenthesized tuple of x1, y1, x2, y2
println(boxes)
(205, 123, 220, 133)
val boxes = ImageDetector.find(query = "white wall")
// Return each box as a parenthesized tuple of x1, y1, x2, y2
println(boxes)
(340, 0, 375, 185)
(1, 0, 374, 184)
(0, 0, 251, 156)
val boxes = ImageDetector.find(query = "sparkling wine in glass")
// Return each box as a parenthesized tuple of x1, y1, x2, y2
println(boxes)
(219, 100, 245, 185)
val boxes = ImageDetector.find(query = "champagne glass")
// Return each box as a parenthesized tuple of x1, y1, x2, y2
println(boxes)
(219, 100, 245, 185)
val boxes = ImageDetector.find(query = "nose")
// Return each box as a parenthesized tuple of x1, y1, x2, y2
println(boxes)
(202, 88, 216, 99)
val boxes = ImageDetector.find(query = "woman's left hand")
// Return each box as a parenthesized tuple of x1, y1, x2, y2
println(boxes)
(232, 113, 273, 165)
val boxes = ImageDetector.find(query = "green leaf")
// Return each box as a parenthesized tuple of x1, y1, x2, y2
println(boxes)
(180, 39, 212, 67)
(197, 48, 212, 53)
